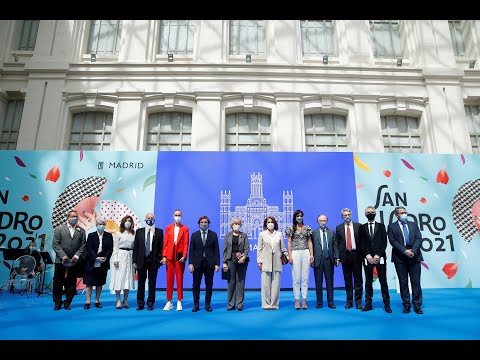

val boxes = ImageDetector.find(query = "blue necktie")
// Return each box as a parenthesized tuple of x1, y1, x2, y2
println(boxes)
(322, 230, 329, 258)
(145, 230, 151, 256)
(402, 222, 410, 246)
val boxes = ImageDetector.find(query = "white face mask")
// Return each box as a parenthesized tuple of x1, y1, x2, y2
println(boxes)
(124, 221, 132, 229)
(174, 215, 182, 223)
(232, 224, 240, 232)
(399, 213, 408, 222)
(267, 223, 275, 230)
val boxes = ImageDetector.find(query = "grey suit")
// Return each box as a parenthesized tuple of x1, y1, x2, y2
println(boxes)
(222, 231, 250, 310)
(312, 226, 338, 307)
(52, 224, 86, 306)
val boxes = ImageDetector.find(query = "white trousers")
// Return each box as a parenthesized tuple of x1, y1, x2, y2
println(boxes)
(291, 248, 310, 300)
(261, 270, 281, 308)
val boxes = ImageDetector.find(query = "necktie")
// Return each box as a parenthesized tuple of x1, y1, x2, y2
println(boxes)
(346, 224, 352, 250)
(402, 222, 410, 245)
(202, 231, 206, 246)
(322, 230, 329, 258)
(369, 223, 373, 237)
(145, 230, 151, 256)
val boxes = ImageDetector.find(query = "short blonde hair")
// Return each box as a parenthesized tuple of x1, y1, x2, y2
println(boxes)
(229, 218, 242, 227)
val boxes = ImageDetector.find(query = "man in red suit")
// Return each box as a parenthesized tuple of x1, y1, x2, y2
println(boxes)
(162, 209, 190, 311)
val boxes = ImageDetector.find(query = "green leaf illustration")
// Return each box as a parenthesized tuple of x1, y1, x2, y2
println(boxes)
(143, 175, 156, 191)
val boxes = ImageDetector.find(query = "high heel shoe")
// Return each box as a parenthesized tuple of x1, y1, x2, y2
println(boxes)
(116, 301, 122, 310)
(302, 299, 307, 310)
(295, 300, 300, 310)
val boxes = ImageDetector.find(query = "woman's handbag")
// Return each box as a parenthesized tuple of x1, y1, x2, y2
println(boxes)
(280, 253, 289, 265)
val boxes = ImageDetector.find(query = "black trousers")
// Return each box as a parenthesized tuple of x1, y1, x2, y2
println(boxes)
(53, 262, 80, 305)
(192, 257, 214, 307)
(364, 263, 390, 304)
(341, 251, 363, 305)
(394, 260, 422, 308)
(136, 256, 159, 307)
(313, 258, 335, 307)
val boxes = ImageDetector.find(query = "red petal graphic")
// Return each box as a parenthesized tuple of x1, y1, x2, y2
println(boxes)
(115, 187, 126, 193)
(45, 163, 60, 182)
(14, 155, 26, 167)
(420, 261, 429, 270)
(420, 197, 427, 204)
(383, 169, 392, 177)
(442, 262, 459, 279)
(21, 195, 30, 202)
(80, 150, 84, 162)
(356, 184, 364, 189)
(436, 167, 449, 185)
(3, 260, 11, 269)
(461, 154, 465, 165)
(401, 159, 415, 170)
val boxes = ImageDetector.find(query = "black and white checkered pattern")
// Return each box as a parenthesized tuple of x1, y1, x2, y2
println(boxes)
(452, 179, 480, 243)
(51, 176, 108, 229)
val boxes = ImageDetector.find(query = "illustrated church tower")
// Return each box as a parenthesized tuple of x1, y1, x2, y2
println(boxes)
(220, 190, 231, 238)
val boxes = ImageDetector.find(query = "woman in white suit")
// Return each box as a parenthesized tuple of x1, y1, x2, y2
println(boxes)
(257, 216, 288, 310)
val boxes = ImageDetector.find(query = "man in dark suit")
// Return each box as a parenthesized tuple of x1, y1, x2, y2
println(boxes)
(336, 207, 363, 309)
(387, 206, 424, 314)
(133, 212, 163, 311)
(358, 206, 392, 313)
(188, 215, 220, 312)
(312, 214, 339, 309)
(24, 240, 43, 276)
(52, 210, 87, 310)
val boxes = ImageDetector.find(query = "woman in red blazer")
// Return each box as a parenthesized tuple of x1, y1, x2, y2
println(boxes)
(161, 209, 190, 311)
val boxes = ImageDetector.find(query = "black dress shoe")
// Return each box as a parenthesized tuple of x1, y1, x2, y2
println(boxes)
(53, 303, 62, 311)
(402, 307, 411, 313)
(384, 305, 392, 313)
(237, 308, 243, 311)
(84, 303, 91, 310)
(345, 303, 353, 309)
(136, 306, 144, 311)
(205, 305, 212, 312)
(316, 304, 323, 309)
(64, 303, 72, 310)
(414, 306, 423, 314)
(328, 305, 336, 309)
(192, 305, 200, 312)
(361, 303, 372, 312)
(356, 303, 362, 309)
(227, 307, 235, 311)
(94, 302, 102, 308)
(147, 305, 154, 311)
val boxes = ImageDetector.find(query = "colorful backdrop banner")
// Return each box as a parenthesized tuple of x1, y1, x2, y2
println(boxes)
(1, 150, 478, 290)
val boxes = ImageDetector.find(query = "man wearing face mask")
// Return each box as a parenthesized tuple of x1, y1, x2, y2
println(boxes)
(52, 210, 87, 310)
(83, 218, 113, 309)
(188, 215, 220, 312)
(162, 209, 189, 311)
(311, 214, 339, 309)
(387, 206, 424, 314)
(133, 212, 164, 311)
(358, 206, 391, 313)
(335, 208, 363, 309)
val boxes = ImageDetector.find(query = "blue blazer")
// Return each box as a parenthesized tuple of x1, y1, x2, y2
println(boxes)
(387, 220, 423, 263)
(189, 229, 220, 269)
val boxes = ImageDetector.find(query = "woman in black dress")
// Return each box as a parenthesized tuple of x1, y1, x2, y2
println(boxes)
(83, 218, 114, 309)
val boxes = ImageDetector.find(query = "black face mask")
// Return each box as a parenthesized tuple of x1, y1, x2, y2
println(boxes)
(366, 213, 376, 221)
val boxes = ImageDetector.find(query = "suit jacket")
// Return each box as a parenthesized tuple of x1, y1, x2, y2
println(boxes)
(358, 221, 388, 261)
(257, 230, 287, 273)
(52, 224, 87, 263)
(312, 226, 338, 267)
(162, 223, 189, 260)
(133, 227, 163, 270)
(188, 229, 220, 269)
(335, 221, 361, 263)
(222, 231, 249, 263)
(84, 231, 114, 273)
(387, 220, 424, 263)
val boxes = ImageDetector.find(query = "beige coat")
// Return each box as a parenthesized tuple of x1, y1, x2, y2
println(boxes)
(257, 230, 287, 272)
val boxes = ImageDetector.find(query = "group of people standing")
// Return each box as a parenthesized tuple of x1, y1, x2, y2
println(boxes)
(50, 205, 424, 315)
